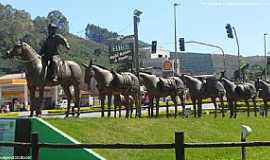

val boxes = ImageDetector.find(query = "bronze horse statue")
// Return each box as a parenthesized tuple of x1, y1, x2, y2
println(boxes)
(6, 41, 82, 117)
(181, 75, 226, 118)
(220, 77, 257, 118)
(83, 61, 141, 118)
(255, 78, 270, 117)
(139, 72, 186, 118)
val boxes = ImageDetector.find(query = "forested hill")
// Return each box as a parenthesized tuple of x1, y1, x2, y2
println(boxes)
(0, 3, 114, 75)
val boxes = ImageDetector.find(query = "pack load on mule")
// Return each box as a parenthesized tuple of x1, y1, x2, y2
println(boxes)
(6, 23, 83, 117)
(181, 74, 226, 118)
(219, 76, 257, 118)
(139, 72, 186, 118)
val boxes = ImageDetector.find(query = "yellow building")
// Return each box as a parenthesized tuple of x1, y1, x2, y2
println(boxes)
(0, 73, 58, 108)
(0, 73, 97, 109)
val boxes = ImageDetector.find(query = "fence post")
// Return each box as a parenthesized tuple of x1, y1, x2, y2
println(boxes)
(241, 133, 246, 160)
(166, 100, 169, 118)
(32, 133, 39, 160)
(175, 132, 185, 160)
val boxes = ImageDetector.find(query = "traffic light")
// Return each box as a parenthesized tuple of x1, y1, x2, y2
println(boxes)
(179, 38, 185, 51)
(225, 24, 234, 39)
(151, 41, 157, 53)
(267, 57, 270, 65)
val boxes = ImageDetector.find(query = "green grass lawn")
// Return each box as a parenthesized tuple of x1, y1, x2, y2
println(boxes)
(47, 114, 270, 160)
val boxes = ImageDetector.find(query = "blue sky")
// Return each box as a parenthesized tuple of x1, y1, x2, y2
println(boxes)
(1, 0, 270, 56)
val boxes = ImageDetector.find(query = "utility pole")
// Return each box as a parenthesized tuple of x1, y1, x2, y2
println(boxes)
(133, 9, 142, 117)
(174, 3, 180, 54)
(173, 2, 180, 76)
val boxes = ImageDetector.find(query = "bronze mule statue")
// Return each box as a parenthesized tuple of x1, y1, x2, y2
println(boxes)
(7, 41, 82, 117)
(83, 61, 141, 118)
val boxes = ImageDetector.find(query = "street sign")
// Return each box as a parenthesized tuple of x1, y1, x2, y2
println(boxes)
(109, 42, 133, 64)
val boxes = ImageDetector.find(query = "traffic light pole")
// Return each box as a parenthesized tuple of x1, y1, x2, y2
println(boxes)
(264, 33, 268, 80)
(232, 27, 241, 82)
(185, 40, 226, 74)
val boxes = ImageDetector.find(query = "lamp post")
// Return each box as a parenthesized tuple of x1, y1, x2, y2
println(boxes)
(264, 33, 268, 80)
(133, 9, 142, 117)
(173, 2, 180, 54)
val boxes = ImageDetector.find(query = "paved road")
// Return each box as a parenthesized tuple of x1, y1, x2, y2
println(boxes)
(19, 103, 217, 118)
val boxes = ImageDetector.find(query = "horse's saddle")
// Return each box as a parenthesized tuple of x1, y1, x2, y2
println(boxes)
(43, 56, 67, 81)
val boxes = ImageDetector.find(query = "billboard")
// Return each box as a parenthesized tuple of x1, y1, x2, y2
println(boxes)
(163, 60, 174, 72)
(0, 119, 16, 156)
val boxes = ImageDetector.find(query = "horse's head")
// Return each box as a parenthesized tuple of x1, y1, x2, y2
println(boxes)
(6, 41, 24, 59)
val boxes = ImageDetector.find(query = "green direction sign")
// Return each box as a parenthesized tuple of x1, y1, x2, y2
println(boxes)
(0, 119, 16, 156)
(109, 43, 133, 64)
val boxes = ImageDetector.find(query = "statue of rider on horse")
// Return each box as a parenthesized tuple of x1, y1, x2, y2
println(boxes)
(39, 23, 70, 82)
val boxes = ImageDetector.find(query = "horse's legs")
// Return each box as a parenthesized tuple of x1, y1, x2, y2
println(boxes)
(100, 95, 105, 118)
(228, 100, 233, 118)
(234, 101, 237, 118)
(113, 95, 117, 118)
(253, 98, 257, 117)
(220, 96, 225, 118)
(264, 100, 268, 117)
(130, 98, 134, 118)
(125, 95, 130, 118)
(29, 86, 36, 117)
(63, 86, 72, 118)
(118, 98, 122, 117)
(149, 96, 154, 117)
(107, 94, 112, 117)
(36, 86, 44, 116)
(74, 85, 81, 117)
(155, 97, 160, 118)
(245, 100, 250, 117)
(171, 96, 177, 118)
(198, 99, 202, 117)
(191, 98, 197, 118)
(211, 97, 217, 118)
(180, 95, 186, 117)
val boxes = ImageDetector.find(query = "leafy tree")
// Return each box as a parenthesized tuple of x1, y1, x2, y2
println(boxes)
(47, 10, 69, 33)
(85, 24, 118, 43)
